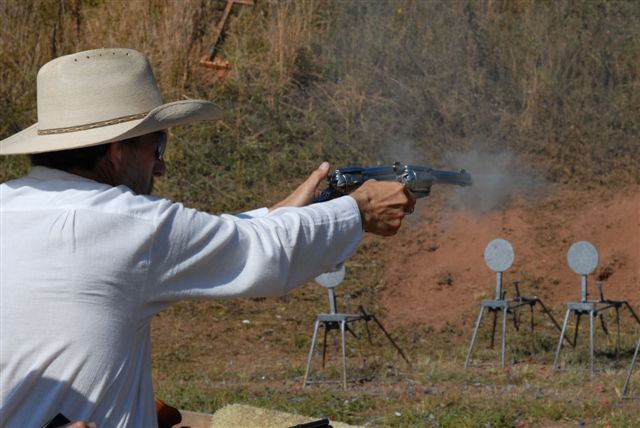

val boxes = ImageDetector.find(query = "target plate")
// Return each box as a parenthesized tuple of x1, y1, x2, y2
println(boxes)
(567, 241, 599, 275)
(314, 265, 346, 289)
(484, 239, 515, 272)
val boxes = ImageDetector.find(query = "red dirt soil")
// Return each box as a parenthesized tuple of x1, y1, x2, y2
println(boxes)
(380, 186, 640, 330)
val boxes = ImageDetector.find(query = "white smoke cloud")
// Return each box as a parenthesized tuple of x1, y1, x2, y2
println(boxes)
(444, 144, 549, 213)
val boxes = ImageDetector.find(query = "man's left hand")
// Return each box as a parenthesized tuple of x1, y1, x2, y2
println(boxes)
(269, 162, 330, 211)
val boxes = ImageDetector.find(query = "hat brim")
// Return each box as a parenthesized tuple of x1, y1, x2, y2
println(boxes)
(0, 99, 223, 155)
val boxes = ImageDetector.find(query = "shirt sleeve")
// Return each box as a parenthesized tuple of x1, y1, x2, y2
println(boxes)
(230, 207, 269, 219)
(142, 197, 362, 314)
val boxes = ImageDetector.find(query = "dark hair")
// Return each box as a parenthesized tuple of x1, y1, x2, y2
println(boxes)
(29, 136, 143, 172)
(29, 143, 111, 171)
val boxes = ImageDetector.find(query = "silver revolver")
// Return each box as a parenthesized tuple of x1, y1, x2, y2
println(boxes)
(315, 161, 472, 202)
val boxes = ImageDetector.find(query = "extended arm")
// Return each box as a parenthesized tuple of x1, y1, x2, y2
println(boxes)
(269, 162, 415, 236)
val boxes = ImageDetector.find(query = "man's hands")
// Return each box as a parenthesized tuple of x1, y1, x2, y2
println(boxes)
(269, 162, 331, 211)
(270, 162, 416, 236)
(350, 179, 416, 236)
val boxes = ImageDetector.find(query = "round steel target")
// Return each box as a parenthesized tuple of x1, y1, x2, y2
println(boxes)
(567, 241, 599, 275)
(314, 265, 346, 289)
(484, 239, 515, 272)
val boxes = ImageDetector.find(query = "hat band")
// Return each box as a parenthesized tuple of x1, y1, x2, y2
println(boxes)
(37, 112, 149, 135)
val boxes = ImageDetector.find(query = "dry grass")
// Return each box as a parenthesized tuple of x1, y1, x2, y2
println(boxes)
(3, 0, 639, 190)
(2, 1, 640, 426)
(209, 404, 361, 428)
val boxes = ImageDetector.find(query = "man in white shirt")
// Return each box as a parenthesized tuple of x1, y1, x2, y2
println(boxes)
(0, 48, 414, 428)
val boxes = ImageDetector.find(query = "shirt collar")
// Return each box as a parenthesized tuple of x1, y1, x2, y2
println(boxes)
(28, 166, 102, 185)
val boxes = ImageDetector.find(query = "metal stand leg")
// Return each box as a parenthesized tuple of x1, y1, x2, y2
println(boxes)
(465, 306, 486, 368)
(623, 302, 640, 326)
(303, 319, 321, 387)
(529, 304, 534, 333)
(573, 312, 581, 349)
(364, 318, 373, 344)
(368, 314, 411, 365)
(589, 310, 595, 374)
(321, 325, 329, 369)
(490, 310, 498, 349)
(622, 337, 640, 399)
(599, 313, 609, 335)
(340, 321, 347, 390)
(501, 307, 508, 368)
(616, 307, 621, 362)
(554, 308, 572, 370)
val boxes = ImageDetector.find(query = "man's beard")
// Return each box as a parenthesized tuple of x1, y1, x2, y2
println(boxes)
(125, 173, 153, 195)
(121, 156, 154, 195)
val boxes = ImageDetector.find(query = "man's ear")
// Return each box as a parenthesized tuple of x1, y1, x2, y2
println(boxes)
(106, 142, 125, 171)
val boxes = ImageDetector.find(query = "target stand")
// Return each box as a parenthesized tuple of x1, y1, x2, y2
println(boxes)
(465, 239, 566, 368)
(622, 336, 640, 399)
(553, 241, 640, 374)
(302, 266, 410, 390)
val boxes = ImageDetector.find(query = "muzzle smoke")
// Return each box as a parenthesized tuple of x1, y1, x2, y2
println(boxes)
(444, 145, 548, 214)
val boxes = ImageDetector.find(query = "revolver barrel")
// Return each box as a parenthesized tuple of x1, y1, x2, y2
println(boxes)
(316, 162, 472, 202)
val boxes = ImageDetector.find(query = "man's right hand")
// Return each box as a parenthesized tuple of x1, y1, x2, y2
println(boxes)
(350, 180, 416, 236)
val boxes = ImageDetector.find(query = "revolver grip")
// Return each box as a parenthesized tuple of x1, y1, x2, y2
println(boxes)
(314, 187, 343, 203)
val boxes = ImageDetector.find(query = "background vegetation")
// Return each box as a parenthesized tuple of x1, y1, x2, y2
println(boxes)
(2, 1, 639, 426)
(2, 0, 639, 212)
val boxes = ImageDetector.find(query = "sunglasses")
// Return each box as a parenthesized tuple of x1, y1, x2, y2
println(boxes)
(154, 132, 167, 161)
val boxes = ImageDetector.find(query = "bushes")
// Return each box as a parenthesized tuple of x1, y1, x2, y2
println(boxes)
(2, 0, 638, 209)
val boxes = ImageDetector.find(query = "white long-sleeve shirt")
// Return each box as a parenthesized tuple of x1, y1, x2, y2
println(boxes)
(0, 166, 363, 427)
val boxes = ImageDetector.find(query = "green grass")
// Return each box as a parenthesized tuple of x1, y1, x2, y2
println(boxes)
(150, 247, 640, 427)
(151, 333, 640, 427)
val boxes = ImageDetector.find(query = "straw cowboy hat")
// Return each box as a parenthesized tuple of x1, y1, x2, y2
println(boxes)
(0, 48, 222, 155)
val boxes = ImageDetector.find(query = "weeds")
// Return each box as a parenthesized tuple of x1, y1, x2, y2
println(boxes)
(3, 0, 639, 189)
(2, 1, 640, 426)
